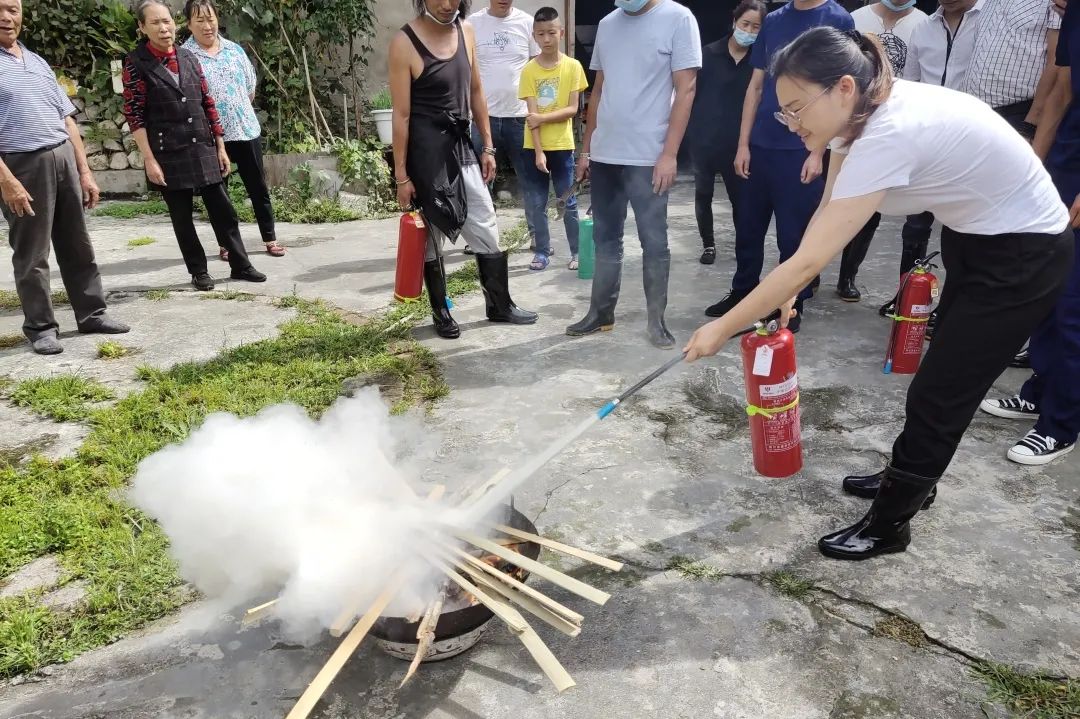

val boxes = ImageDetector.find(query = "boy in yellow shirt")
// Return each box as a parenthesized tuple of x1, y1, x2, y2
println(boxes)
(518, 7, 589, 271)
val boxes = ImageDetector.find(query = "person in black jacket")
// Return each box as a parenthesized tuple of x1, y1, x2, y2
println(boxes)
(389, 0, 537, 340)
(123, 0, 265, 291)
(687, 0, 766, 265)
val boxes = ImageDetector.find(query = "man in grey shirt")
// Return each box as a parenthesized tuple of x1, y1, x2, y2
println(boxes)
(566, 0, 701, 348)
(0, 0, 127, 354)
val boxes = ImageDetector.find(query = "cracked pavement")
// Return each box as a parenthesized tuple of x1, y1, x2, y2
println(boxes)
(1, 181, 1078, 718)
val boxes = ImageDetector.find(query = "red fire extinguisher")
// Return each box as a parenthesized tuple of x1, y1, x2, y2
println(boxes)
(394, 211, 427, 303)
(884, 252, 940, 374)
(741, 322, 803, 478)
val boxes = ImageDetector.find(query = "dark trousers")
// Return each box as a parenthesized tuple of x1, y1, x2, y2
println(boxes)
(732, 147, 823, 300)
(693, 148, 742, 248)
(1019, 165, 1080, 444)
(892, 227, 1073, 477)
(994, 100, 1035, 140)
(0, 142, 106, 340)
(520, 149, 579, 255)
(471, 116, 535, 236)
(839, 211, 934, 284)
(224, 137, 276, 243)
(591, 161, 669, 264)
(162, 182, 251, 275)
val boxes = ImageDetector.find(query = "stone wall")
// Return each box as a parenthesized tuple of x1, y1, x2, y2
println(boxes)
(72, 97, 144, 174)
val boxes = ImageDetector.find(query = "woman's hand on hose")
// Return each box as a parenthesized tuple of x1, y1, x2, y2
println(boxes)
(683, 318, 735, 362)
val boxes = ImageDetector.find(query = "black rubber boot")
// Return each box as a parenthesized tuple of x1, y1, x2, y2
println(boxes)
(643, 256, 675, 349)
(842, 468, 937, 508)
(567, 258, 621, 336)
(475, 251, 538, 324)
(423, 259, 460, 339)
(819, 465, 939, 561)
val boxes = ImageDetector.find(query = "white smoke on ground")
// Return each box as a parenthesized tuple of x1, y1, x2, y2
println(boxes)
(130, 389, 457, 641)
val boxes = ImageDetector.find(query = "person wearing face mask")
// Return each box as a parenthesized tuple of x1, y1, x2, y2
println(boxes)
(123, 0, 265, 291)
(389, 0, 538, 339)
(182, 0, 284, 259)
(832, 0, 927, 302)
(565, 0, 702, 349)
(684, 27, 1072, 561)
(687, 0, 767, 266)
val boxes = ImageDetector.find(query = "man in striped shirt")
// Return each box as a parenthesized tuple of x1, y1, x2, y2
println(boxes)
(0, 0, 128, 354)
(965, 0, 1062, 138)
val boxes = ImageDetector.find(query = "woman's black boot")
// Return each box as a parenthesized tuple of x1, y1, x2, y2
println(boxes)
(842, 468, 936, 508)
(423, 259, 460, 339)
(820, 465, 939, 561)
(476, 251, 538, 324)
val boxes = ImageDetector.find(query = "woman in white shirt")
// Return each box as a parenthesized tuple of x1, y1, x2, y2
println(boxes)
(684, 27, 1074, 562)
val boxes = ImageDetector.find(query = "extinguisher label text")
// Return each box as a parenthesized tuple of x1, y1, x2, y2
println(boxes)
(752, 345, 774, 377)
(764, 407, 801, 453)
(910, 304, 932, 315)
(760, 374, 798, 399)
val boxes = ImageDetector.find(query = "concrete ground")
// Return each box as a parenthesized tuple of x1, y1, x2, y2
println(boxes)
(0, 180, 1077, 719)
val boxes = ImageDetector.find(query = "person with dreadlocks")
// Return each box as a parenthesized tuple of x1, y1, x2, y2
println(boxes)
(388, 0, 538, 339)
(684, 27, 1072, 561)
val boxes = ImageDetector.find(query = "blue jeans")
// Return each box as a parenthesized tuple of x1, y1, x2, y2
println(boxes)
(471, 116, 535, 237)
(732, 147, 824, 300)
(590, 162, 669, 265)
(520, 149, 579, 256)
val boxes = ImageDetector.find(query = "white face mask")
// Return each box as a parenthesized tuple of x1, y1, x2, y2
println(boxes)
(424, 5, 461, 25)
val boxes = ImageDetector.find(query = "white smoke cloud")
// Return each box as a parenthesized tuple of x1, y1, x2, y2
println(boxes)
(129, 389, 453, 640)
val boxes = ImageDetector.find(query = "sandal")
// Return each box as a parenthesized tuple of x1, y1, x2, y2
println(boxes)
(529, 253, 549, 271)
(219, 247, 229, 262)
(568, 256, 579, 271)
(265, 241, 286, 257)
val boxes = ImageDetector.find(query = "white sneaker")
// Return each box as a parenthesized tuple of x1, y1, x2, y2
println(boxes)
(1007, 430, 1075, 466)
(980, 395, 1039, 420)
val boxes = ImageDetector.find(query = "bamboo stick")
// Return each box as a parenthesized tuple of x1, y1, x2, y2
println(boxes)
(400, 590, 443, 688)
(447, 546, 584, 625)
(458, 467, 511, 506)
(455, 531, 611, 606)
(241, 598, 278, 627)
(427, 556, 529, 633)
(285, 574, 407, 719)
(492, 525, 624, 572)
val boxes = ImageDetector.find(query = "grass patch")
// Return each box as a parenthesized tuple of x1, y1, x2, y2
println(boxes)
(145, 289, 171, 302)
(97, 341, 132, 360)
(765, 572, 814, 601)
(667, 555, 726, 581)
(127, 236, 155, 248)
(0, 290, 67, 311)
(201, 290, 255, 302)
(92, 200, 170, 219)
(0, 333, 24, 350)
(0, 298, 445, 677)
(9, 376, 115, 422)
(502, 219, 531, 253)
(873, 615, 928, 648)
(974, 662, 1080, 718)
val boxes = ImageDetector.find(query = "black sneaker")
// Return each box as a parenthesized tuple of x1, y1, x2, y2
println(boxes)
(192, 272, 215, 291)
(980, 395, 1039, 420)
(1007, 430, 1075, 466)
(1011, 348, 1031, 368)
(230, 266, 267, 282)
(879, 297, 896, 317)
(699, 246, 716, 265)
(705, 289, 749, 318)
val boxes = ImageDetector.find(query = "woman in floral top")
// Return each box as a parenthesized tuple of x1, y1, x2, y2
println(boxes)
(183, 0, 284, 257)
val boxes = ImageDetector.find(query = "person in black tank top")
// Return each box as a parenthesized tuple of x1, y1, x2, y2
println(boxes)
(388, 2, 537, 340)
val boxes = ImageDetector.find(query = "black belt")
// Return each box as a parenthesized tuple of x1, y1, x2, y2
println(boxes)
(0, 140, 67, 160)
(993, 99, 1033, 117)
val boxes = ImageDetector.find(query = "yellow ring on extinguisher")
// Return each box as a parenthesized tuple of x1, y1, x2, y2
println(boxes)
(887, 314, 930, 323)
(745, 393, 800, 420)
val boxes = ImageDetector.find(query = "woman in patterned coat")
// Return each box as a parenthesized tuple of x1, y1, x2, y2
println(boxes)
(123, 0, 265, 291)
(182, 0, 285, 259)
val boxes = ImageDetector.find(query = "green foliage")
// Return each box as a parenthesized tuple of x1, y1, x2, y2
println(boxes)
(370, 87, 392, 110)
(127, 236, 155, 248)
(215, 0, 378, 150)
(97, 341, 132, 360)
(0, 334, 24, 350)
(145, 289, 171, 301)
(332, 139, 397, 217)
(10, 376, 115, 422)
(0, 290, 69, 311)
(93, 200, 170, 219)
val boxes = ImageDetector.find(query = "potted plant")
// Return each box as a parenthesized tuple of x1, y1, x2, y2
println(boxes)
(370, 88, 393, 145)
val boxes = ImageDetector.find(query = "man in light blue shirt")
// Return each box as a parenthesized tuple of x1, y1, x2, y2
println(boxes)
(566, 0, 701, 349)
